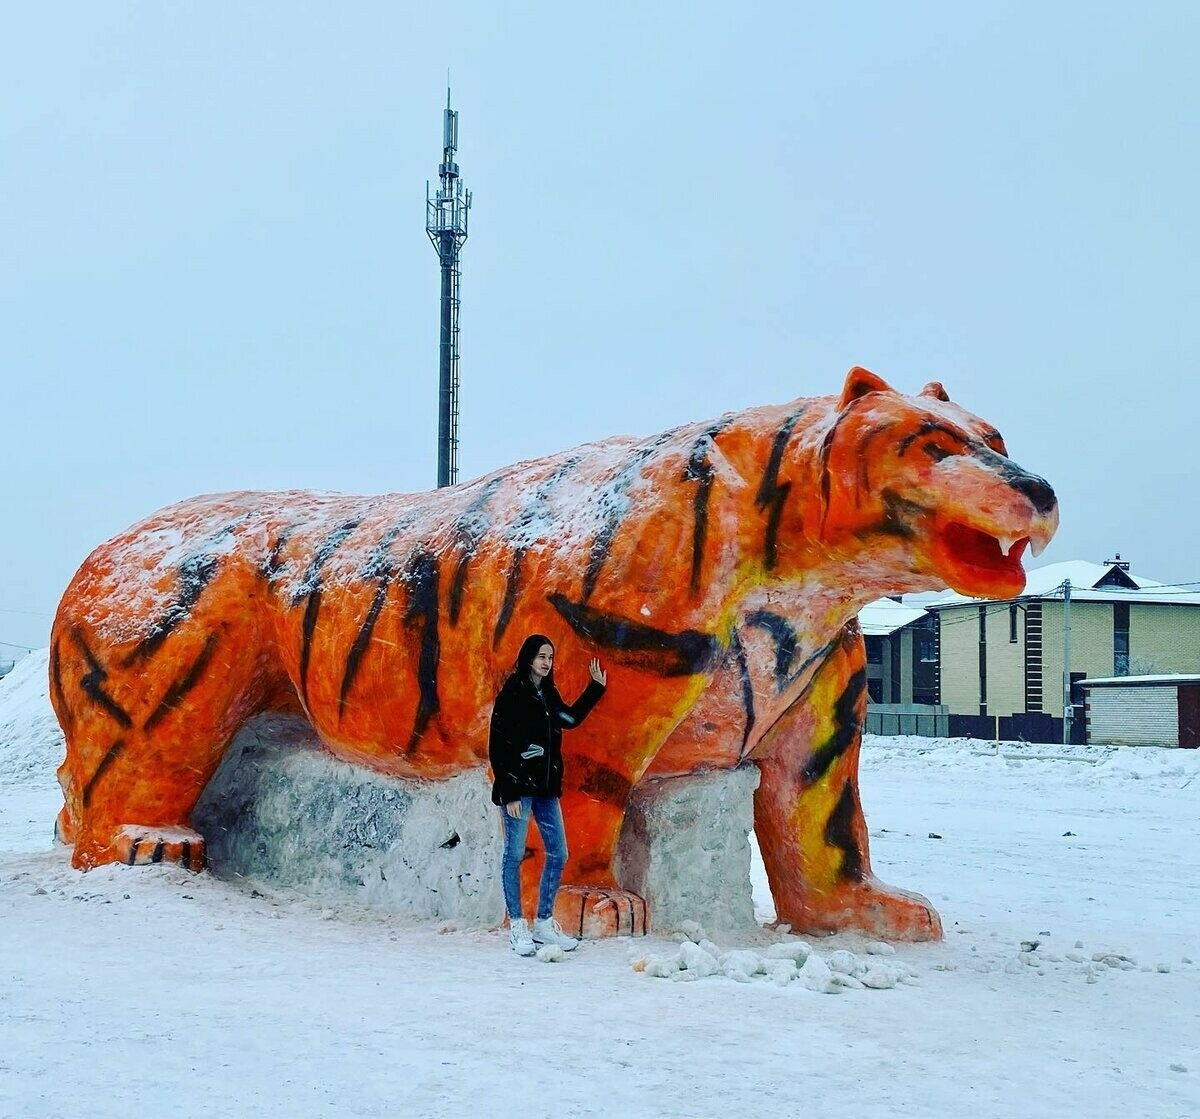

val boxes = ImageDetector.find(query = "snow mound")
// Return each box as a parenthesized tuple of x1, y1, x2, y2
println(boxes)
(862, 733, 1200, 796)
(631, 936, 915, 993)
(0, 649, 63, 784)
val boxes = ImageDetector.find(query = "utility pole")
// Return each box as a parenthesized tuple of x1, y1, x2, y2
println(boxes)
(426, 88, 472, 488)
(1062, 579, 1072, 744)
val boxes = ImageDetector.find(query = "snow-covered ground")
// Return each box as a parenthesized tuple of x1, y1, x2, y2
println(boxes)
(2, 650, 1198, 1118)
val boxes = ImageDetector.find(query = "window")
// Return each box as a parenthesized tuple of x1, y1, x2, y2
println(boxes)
(867, 677, 883, 703)
(865, 636, 884, 665)
(1114, 602, 1130, 676)
(916, 630, 937, 663)
(1009, 604, 1019, 643)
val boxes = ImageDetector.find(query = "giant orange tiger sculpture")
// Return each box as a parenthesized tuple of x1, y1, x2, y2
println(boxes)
(50, 368, 1057, 941)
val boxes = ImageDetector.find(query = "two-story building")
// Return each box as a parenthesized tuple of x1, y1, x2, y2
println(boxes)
(924, 557, 1200, 741)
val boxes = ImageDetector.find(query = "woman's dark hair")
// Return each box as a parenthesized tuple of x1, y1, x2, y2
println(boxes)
(514, 633, 555, 687)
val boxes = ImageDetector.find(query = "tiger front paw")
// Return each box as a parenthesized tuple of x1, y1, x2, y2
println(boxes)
(783, 875, 942, 942)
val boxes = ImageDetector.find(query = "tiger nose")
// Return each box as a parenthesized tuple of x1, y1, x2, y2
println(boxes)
(1013, 472, 1057, 516)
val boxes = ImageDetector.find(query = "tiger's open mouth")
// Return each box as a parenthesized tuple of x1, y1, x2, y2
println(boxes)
(931, 520, 1032, 597)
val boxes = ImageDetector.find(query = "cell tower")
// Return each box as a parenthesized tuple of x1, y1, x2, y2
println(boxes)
(426, 88, 472, 488)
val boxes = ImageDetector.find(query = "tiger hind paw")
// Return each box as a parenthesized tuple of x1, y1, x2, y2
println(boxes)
(554, 885, 649, 939)
(112, 825, 208, 871)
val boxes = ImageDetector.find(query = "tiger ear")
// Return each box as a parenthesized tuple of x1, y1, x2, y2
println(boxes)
(921, 381, 951, 402)
(838, 366, 894, 409)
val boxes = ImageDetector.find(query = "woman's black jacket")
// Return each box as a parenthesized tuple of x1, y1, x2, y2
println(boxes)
(488, 673, 606, 804)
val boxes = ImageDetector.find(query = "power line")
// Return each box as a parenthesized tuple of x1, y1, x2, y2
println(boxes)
(0, 639, 35, 652)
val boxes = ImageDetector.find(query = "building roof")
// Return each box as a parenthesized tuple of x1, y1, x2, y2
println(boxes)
(858, 597, 928, 636)
(1078, 674, 1200, 688)
(926, 559, 1200, 610)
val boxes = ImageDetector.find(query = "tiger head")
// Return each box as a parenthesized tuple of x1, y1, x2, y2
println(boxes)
(807, 366, 1058, 599)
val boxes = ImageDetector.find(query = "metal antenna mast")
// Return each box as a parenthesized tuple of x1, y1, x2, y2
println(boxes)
(426, 87, 472, 488)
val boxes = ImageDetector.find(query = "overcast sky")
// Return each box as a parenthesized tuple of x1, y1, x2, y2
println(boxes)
(3, 2, 1197, 654)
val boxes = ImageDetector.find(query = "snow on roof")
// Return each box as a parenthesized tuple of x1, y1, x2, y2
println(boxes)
(926, 560, 1200, 609)
(1078, 674, 1200, 688)
(858, 597, 928, 636)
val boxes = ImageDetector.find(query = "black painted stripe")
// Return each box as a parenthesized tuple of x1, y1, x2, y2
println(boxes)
(448, 477, 504, 625)
(297, 588, 323, 710)
(729, 631, 756, 756)
(690, 468, 713, 595)
(802, 668, 867, 783)
(744, 609, 798, 687)
(151, 841, 165, 864)
(876, 489, 924, 540)
(338, 576, 392, 719)
(71, 629, 133, 730)
(897, 419, 965, 457)
(782, 637, 842, 694)
(180, 841, 192, 870)
(491, 456, 585, 645)
(683, 421, 731, 596)
(336, 520, 410, 720)
(816, 418, 842, 536)
(293, 518, 365, 708)
(582, 435, 672, 603)
(290, 518, 365, 607)
(127, 837, 141, 865)
(448, 555, 471, 627)
(574, 757, 633, 805)
(824, 780, 865, 881)
(130, 515, 252, 663)
(755, 409, 805, 571)
(49, 638, 72, 733)
(143, 632, 221, 732)
(548, 593, 719, 678)
(403, 549, 441, 754)
(897, 422, 1055, 515)
(492, 547, 526, 648)
(817, 401, 904, 525)
(262, 524, 297, 584)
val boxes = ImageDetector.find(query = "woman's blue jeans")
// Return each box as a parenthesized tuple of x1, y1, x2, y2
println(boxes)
(500, 796, 569, 921)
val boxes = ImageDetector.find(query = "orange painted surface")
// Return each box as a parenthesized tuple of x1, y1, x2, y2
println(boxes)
(50, 368, 1057, 940)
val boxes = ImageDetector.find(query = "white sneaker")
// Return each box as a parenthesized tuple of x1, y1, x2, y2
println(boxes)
(509, 918, 536, 957)
(531, 917, 579, 951)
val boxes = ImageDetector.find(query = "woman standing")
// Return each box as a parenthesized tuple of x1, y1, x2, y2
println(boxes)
(489, 633, 607, 956)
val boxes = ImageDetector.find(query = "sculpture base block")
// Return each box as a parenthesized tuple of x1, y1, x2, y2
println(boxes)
(194, 715, 504, 925)
(614, 764, 761, 936)
(193, 716, 763, 938)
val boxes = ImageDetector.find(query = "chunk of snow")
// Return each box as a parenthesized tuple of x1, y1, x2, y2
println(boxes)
(680, 941, 719, 977)
(721, 950, 764, 981)
(631, 952, 680, 978)
(827, 949, 866, 977)
(763, 959, 798, 987)
(830, 973, 865, 990)
(796, 953, 839, 993)
(764, 939, 812, 963)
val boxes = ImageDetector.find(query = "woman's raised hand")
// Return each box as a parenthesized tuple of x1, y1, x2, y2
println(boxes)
(589, 658, 607, 686)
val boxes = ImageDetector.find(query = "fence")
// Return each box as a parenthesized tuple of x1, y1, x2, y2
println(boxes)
(864, 704, 949, 738)
(947, 712, 1085, 745)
